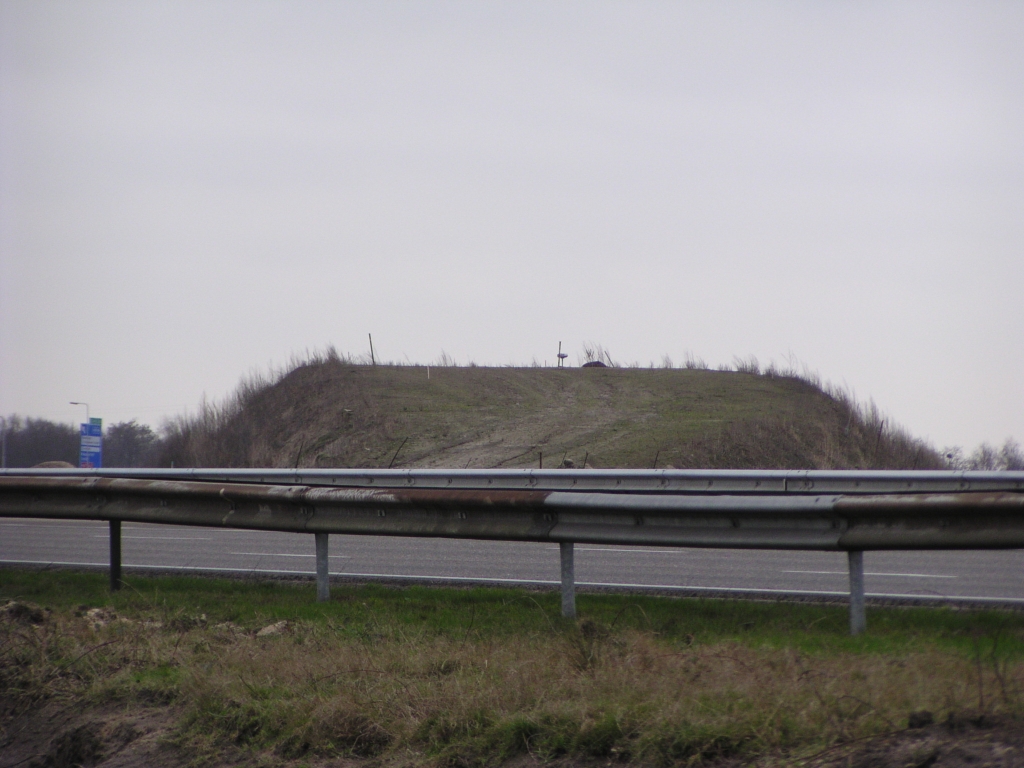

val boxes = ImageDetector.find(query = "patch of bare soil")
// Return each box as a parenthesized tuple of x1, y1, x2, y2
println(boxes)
(809, 713, 1024, 768)
(0, 700, 185, 768)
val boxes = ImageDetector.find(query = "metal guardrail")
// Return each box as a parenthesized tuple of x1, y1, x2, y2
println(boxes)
(5, 467, 1024, 493)
(2, 469, 1024, 635)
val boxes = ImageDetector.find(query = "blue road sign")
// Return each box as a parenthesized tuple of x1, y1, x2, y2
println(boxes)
(79, 420, 103, 468)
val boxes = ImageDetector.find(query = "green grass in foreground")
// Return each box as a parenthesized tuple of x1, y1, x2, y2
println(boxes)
(3, 569, 1024, 766)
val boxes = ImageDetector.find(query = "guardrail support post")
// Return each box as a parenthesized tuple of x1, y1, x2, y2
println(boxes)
(848, 550, 865, 635)
(109, 520, 122, 592)
(315, 532, 330, 602)
(560, 541, 576, 619)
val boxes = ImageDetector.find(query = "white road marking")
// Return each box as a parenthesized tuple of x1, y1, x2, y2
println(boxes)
(93, 535, 213, 541)
(783, 570, 955, 579)
(550, 546, 682, 554)
(4, 521, 102, 527)
(229, 552, 349, 558)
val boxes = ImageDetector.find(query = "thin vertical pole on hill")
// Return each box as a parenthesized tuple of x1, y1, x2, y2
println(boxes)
(315, 533, 330, 602)
(369, 334, 376, 365)
(109, 520, 122, 592)
(848, 550, 866, 635)
(560, 542, 576, 619)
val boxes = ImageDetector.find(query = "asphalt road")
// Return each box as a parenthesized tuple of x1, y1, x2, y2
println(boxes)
(2, 518, 1024, 603)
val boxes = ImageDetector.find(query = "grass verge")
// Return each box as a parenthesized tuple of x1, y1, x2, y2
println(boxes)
(3, 569, 1024, 766)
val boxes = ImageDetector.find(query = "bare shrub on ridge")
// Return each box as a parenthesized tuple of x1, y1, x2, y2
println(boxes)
(580, 342, 616, 367)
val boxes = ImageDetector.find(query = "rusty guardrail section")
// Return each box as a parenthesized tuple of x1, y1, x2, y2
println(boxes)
(2, 471, 1024, 635)
(3, 476, 1024, 549)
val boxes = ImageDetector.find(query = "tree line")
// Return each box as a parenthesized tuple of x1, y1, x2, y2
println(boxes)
(0, 416, 162, 468)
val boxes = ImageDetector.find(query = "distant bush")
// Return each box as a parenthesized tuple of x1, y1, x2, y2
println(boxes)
(943, 439, 1024, 471)
(104, 420, 160, 467)
(1, 416, 79, 467)
(682, 351, 709, 370)
(732, 354, 761, 374)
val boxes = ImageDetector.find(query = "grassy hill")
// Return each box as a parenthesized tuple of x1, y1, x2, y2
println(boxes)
(159, 352, 942, 470)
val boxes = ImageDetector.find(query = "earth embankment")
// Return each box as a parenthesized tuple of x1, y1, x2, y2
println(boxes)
(159, 358, 941, 470)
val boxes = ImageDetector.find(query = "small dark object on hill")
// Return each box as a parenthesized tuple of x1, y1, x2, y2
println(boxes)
(582, 361, 607, 368)
(909, 710, 935, 729)
(37, 724, 104, 768)
(3, 600, 49, 624)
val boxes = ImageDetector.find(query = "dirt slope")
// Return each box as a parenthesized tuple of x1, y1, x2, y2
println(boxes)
(160, 359, 941, 470)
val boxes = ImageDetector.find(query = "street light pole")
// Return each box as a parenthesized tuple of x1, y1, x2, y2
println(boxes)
(70, 402, 90, 423)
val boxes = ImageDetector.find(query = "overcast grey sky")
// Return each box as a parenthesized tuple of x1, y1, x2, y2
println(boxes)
(1, 1, 1021, 452)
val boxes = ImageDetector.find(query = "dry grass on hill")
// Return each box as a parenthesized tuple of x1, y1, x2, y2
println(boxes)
(158, 351, 942, 471)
